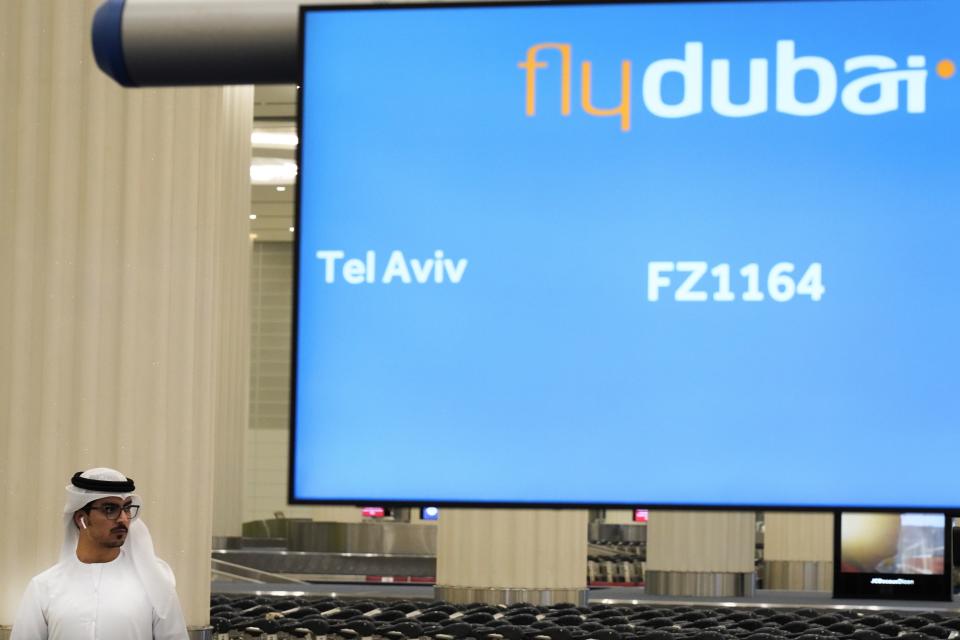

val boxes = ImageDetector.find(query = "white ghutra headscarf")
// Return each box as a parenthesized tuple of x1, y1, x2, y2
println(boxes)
(61, 467, 179, 620)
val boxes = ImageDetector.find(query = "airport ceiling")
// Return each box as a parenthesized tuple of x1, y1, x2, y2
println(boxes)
(251, 85, 297, 242)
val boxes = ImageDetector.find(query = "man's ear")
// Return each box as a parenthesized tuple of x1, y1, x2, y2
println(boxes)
(74, 510, 86, 529)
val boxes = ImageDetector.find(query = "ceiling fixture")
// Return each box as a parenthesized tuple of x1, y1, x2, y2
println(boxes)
(250, 128, 298, 150)
(250, 157, 297, 185)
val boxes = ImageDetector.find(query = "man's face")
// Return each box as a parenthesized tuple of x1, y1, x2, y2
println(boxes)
(78, 497, 134, 548)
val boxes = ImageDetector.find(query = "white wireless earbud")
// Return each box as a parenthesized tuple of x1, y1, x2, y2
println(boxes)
(80, 517, 88, 530)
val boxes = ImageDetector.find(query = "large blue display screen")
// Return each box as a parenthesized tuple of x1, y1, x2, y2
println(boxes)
(294, 0, 959, 509)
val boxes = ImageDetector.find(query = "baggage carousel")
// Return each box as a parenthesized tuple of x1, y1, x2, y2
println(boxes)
(210, 581, 959, 612)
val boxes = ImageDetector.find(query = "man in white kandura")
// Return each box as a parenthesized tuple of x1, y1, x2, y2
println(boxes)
(11, 467, 188, 639)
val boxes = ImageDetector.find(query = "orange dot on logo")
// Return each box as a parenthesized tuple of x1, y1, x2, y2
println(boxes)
(936, 59, 956, 79)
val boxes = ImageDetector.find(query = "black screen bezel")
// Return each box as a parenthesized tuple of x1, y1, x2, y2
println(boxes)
(290, 0, 960, 511)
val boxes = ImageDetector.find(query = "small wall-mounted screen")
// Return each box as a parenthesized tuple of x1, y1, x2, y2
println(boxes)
(633, 509, 649, 523)
(293, 0, 960, 509)
(835, 512, 952, 601)
(841, 513, 945, 575)
(421, 506, 440, 521)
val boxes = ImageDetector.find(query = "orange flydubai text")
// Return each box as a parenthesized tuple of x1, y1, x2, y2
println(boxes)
(518, 41, 955, 131)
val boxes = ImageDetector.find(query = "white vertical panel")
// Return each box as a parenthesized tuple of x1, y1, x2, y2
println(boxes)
(646, 510, 756, 572)
(0, 0, 252, 628)
(763, 512, 833, 561)
(437, 509, 588, 589)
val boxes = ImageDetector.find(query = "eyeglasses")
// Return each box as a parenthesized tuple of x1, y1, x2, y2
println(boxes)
(87, 503, 141, 520)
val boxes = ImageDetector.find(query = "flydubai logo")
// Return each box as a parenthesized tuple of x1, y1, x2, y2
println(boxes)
(518, 41, 957, 131)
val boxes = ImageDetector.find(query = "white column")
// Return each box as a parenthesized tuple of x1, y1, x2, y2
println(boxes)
(211, 118, 253, 541)
(645, 510, 757, 596)
(0, 0, 253, 633)
(762, 512, 833, 591)
(437, 509, 588, 605)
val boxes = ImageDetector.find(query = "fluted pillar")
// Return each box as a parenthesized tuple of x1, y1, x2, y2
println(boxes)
(0, 0, 253, 634)
(436, 509, 588, 605)
(762, 512, 833, 591)
(645, 510, 757, 597)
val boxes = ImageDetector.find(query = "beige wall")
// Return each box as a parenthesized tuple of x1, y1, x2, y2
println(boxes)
(764, 512, 833, 561)
(438, 509, 588, 589)
(604, 509, 636, 525)
(244, 426, 362, 523)
(245, 242, 361, 524)
(0, 0, 252, 627)
(646, 511, 756, 572)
